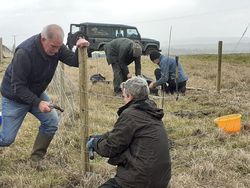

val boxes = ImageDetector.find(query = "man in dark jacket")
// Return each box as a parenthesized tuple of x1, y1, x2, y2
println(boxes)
(149, 51, 188, 94)
(0, 24, 89, 169)
(87, 76, 171, 188)
(104, 38, 142, 94)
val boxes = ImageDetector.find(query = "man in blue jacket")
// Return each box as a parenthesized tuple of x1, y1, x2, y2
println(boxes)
(0, 24, 89, 169)
(149, 51, 188, 94)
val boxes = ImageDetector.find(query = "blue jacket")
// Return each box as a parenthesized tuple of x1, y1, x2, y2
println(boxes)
(1, 34, 79, 107)
(156, 55, 188, 86)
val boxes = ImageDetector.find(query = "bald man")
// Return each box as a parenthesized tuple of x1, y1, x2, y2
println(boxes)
(0, 24, 89, 169)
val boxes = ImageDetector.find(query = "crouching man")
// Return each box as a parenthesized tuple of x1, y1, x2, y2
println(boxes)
(87, 76, 171, 188)
(149, 51, 188, 95)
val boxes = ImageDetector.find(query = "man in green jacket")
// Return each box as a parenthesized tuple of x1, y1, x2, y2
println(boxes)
(104, 38, 142, 94)
(87, 76, 171, 188)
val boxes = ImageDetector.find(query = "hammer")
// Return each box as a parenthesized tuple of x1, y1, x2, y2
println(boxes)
(49, 104, 64, 112)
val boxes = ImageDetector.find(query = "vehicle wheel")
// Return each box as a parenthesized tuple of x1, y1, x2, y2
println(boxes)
(145, 47, 157, 55)
(99, 45, 104, 51)
(88, 50, 93, 58)
(72, 31, 87, 45)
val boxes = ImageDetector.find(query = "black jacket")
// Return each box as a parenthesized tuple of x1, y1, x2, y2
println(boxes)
(104, 38, 141, 76)
(94, 99, 171, 188)
(1, 34, 79, 107)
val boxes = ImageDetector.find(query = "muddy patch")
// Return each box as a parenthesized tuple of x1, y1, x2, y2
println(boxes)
(172, 109, 216, 118)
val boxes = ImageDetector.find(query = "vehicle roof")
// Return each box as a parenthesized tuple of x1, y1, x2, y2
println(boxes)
(78, 22, 137, 29)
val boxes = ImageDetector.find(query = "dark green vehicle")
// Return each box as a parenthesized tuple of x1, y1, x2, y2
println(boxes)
(66, 22, 161, 57)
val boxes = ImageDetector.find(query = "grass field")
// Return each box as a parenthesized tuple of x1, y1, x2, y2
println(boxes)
(0, 53, 250, 188)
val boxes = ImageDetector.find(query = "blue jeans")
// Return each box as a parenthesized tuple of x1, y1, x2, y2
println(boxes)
(0, 92, 59, 147)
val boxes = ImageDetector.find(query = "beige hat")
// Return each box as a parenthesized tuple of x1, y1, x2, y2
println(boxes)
(132, 42, 142, 57)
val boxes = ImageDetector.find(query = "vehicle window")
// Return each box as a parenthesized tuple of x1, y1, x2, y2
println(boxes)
(71, 25, 80, 34)
(80, 26, 85, 33)
(88, 26, 113, 37)
(126, 28, 139, 38)
(115, 29, 124, 37)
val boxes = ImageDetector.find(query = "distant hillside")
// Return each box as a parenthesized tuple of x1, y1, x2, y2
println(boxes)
(161, 37, 250, 55)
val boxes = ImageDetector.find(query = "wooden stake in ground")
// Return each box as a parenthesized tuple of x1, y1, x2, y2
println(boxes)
(78, 47, 91, 173)
(217, 41, 223, 93)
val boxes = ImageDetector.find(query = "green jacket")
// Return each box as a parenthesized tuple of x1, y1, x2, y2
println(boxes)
(104, 38, 141, 75)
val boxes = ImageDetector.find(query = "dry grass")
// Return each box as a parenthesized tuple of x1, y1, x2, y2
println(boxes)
(0, 54, 250, 187)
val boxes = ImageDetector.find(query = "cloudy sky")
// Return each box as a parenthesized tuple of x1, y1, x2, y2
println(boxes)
(0, 0, 250, 48)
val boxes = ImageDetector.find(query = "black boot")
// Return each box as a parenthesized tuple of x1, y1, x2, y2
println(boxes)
(30, 132, 54, 170)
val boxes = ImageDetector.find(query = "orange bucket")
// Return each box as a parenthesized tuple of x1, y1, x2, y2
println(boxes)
(214, 114, 241, 133)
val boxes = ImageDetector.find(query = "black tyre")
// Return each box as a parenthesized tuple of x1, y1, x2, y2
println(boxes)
(99, 45, 104, 51)
(72, 31, 87, 46)
(88, 50, 93, 58)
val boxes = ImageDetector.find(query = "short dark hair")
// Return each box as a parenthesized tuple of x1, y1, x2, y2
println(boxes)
(149, 51, 161, 61)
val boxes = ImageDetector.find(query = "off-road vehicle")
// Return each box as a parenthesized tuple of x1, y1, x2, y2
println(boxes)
(66, 22, 161, 57)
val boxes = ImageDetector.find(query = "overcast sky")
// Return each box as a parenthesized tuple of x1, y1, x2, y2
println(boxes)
(0, 0, 250, 48)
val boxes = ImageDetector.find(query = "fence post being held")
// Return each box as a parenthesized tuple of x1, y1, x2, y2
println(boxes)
(78, 47, 91, 173)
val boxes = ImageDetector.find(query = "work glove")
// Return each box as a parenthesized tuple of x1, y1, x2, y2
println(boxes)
(86, 136, 102, 160)
(86, 135, 103, 151)
(86, 137, 95, 152)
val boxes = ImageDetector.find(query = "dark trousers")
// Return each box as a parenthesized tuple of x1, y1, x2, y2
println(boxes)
(154, 68, 186, 94)
(99, 178, 122, 188)
(111, 63, 129, 93)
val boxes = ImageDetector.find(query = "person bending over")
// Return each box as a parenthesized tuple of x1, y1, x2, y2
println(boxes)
(104, 38, 142, 94)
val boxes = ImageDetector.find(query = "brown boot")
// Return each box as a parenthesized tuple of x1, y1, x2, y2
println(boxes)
(30, 132, 53, 170)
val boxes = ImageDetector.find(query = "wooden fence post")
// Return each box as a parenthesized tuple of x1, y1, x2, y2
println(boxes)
(217, 41, 223, 93)
(0, 37, 2, 63)
(78, 47, 90, 173)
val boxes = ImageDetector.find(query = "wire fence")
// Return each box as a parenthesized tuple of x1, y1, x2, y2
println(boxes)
(0, 47, 250, 187)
